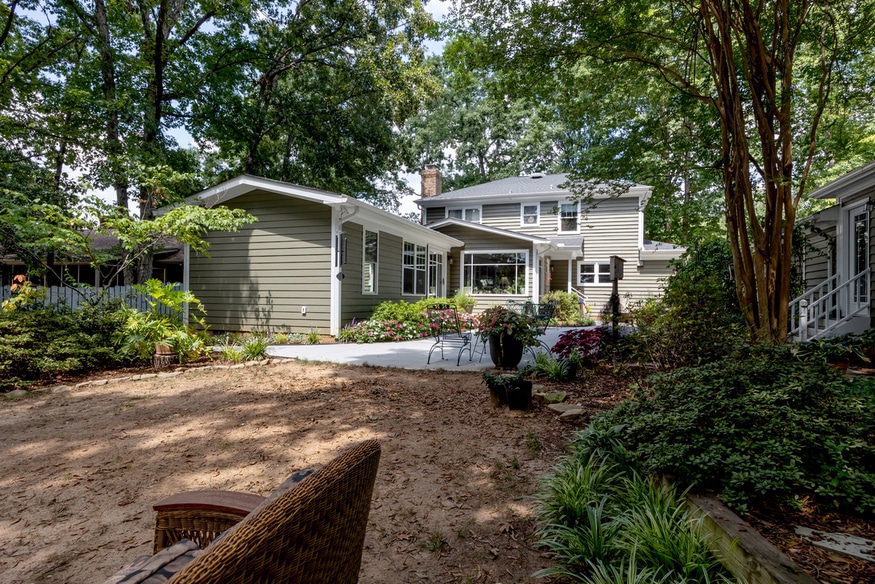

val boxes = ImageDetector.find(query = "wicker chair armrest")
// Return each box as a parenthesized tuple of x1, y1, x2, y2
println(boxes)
(152, 468, 317, 554)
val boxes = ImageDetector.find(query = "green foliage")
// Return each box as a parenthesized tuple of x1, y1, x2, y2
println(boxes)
(450, 290, 476, 313)
(535, 423, 735, 583)
(340, 297, 478, 343)
(524, 351, 575, 381)
(540, 291, 582, 324)
(241, 334, 270, 361)
(0, 303, 128, 391)
(476, 305, 542, 348)
(596, 345, 875, 515)
(115, 280, 209, 362)
(304, 329, 321, 345)
(623, 239, 746, 368)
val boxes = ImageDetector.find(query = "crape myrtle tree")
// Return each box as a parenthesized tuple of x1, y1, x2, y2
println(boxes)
(462, 0, 875, 341)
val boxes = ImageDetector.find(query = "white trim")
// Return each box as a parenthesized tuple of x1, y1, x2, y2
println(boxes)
(532, 244, 541, 301)
(401, 241, 427, 296)
(183, 243, 190, 323)
(429, 218, 551, 245)
(558, 202, 580, 234)
(362, 229, 379, 295)
(462, 249, 529, 296)
(521, 203, 540, 227)
(577, 260, 613, 286)
(842, 201, 869, 311)
(330, 207, 342, 336)
(446, 206, 483, 223)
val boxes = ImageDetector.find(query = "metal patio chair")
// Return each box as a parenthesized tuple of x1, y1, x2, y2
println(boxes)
(427, 303, 473, 366)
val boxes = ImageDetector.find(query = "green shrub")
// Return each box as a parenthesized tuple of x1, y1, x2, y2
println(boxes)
(370, 300, 427, 324)
(596, 344, 875, 515)
(0, 303, 128, 391)
(541, 290, 582, 323)
(624, 239, 746, 369)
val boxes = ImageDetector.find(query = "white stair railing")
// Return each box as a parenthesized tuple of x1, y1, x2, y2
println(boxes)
(789, 269, 870, 340)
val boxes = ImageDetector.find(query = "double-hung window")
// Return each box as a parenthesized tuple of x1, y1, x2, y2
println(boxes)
(521, 204, 539, 226)
(402, 242, 427, 295)
(447, 207, 481, 222)
(463, 251, 527, 295)
(577, 261, 612, 285)
(363, 230, 378, 293)
(559, 203, 579, 232)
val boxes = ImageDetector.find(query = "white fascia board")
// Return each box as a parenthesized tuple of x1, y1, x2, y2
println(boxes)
(808, 161, 875, 200)
(337, 200, 463, 251)
(160, 175, 347, 214)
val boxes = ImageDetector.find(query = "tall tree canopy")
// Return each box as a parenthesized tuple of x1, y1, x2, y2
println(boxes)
(0, 0, 437, 283)
(461, 0, 875, 341)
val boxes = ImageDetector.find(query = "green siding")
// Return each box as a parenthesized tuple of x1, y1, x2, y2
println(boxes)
(339, 223, 413, 326)
(189, 191, 332, 333)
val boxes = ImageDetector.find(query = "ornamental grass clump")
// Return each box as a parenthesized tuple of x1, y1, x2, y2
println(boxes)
(535, 420, 737, 583)
(475, 306, 541, 348)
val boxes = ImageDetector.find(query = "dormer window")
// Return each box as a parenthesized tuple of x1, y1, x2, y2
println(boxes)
(447, 207, 481, 222)
(521, 204, 539, 226)
(559, 203, 579, 232)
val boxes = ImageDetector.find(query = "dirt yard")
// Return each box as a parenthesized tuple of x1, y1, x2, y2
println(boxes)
(0, 360, 626, 584)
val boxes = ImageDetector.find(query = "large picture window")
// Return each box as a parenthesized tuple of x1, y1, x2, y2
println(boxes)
(577, 261, 612, 285)
(559, 203, 579, 232)
(403, 242, 426, 295)
(363, 230, 378, 293)
(464, 252, 527, 295)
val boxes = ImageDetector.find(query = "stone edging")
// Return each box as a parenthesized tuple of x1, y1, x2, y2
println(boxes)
(6, 358, 295, 397)
(687, 493, 818, 584)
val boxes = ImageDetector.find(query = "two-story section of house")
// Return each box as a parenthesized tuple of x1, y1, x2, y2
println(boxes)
(416, 168, 685, 315)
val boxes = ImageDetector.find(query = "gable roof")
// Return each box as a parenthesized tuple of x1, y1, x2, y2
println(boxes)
(161, 174, 463, 250)
(416, 173, 652, 206)
(428, 218, 551, 245)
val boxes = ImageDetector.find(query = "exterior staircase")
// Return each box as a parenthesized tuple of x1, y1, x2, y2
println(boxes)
(789, 269, 870, 341)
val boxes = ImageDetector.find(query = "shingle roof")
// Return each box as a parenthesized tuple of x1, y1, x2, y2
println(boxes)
(417, 173, 572, 203)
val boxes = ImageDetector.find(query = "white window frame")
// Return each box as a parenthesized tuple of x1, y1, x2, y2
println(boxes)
(362, 229, 378, 294)
(402, 241, 427, 296)
(463, 250, 529, 296)
(521, 203, 540, 227)
(559, 202, 579, 233)
(577, 260, 612, 286)
(446, 206, 482, 223)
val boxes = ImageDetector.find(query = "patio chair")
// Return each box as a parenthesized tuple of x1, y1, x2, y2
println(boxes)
(105, 440, 381, 584)
(427, 303, 473, 366)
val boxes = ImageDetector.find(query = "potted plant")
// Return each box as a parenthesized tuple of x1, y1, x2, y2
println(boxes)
(476, 306, 542, 369)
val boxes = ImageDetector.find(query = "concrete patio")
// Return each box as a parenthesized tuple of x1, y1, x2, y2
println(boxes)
(267, 327, 579, 371)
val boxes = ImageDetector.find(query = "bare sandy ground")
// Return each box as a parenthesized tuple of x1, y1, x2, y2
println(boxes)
(0, 361, 604, 584)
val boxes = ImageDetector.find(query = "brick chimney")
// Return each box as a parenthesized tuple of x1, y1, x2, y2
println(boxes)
(420, 165, 442, 198)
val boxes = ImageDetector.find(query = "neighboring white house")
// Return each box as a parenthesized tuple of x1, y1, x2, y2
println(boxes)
(415, 169, 686, 314)
(793, 161, 875, 339)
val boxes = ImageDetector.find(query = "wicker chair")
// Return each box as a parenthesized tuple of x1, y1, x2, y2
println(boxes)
(110, 440, 381, 584)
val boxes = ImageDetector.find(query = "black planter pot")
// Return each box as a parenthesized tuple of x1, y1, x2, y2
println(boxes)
(506, 379, 533, 410)
(488, 333, 525, 369)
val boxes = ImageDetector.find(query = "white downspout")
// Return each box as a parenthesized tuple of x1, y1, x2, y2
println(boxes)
(532, 244, 540, 302)
(329, 206, 342, 337)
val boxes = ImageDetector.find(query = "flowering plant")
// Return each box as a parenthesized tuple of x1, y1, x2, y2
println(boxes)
(475, 305, 542, 348)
